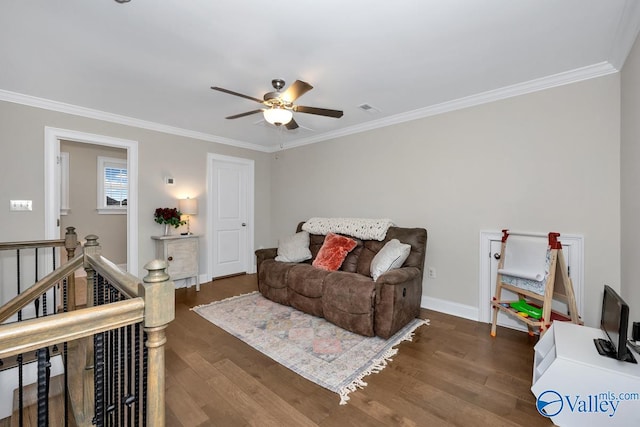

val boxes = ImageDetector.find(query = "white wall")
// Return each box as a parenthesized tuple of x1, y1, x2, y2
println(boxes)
(271, 75, 621, 327)
(0, 101, 272, 278)
(621, 32, 640, 329)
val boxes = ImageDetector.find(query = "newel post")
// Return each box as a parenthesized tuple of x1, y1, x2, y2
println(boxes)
(140, 259, 175, 426)
(64, 227, 78, 311)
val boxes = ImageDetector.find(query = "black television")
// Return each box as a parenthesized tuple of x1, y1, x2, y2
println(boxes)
(594, 285, 636, 363)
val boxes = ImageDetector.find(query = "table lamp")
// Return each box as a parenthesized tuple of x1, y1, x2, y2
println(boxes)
(179, 197, 198, 235)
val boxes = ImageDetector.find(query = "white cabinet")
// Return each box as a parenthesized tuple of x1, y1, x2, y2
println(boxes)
(531, 321, 640, 426)
(152, 235, 200, 290)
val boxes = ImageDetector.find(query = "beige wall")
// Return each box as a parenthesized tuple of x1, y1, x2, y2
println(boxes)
(0, 69, 627, 328)
(0, 101, 272, 278)
(60, 140, 127, 264)
(621, 33, 640, 328)
(271, 75, 621, 327)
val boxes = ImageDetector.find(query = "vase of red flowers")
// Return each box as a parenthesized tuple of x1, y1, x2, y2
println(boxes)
(154, 207, 186, 235)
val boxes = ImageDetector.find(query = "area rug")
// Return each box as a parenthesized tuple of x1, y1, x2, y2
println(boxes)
(192, 291, 428, 404)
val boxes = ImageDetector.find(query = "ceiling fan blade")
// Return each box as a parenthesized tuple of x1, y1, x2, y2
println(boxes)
(226, 109, 263, 119)
(211, 86, 264, 104)
(285, 118, 299, 130)
(281, 80, 313, 103)
(295, 105, 344, 118)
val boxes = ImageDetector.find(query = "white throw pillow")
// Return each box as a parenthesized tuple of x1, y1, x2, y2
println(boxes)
(275, 231, 312, 263)
(370, 239, 411, 281)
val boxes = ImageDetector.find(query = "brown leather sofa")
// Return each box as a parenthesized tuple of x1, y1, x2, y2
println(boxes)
(255, 223, 428, 339)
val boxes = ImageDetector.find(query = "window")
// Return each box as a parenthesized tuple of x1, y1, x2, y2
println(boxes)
(97, 156, 127, 214)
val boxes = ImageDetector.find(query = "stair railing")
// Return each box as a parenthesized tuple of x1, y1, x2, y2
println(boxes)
(0, 233, 174, 427)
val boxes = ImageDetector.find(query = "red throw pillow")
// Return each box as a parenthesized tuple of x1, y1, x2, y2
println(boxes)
(312, 233, 358, 271)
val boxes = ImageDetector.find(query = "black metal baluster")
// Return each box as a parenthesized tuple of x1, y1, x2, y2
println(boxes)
(124, 324, 134, 425)
(94, 330, 105, 427)
(134, 324, 140, 427)
(37, 347, 51, 427)
(94, 274, 106, 427)
(18, 354, 23, 427)
(17, 249, 22, 321)
(63, 342, 69, 427)
(142, 331, 148, 427)
(52, 247, 57, 315)
(109, 285, 118, 426)
(118, 322, 124, 426)
(63, 276, 69, 427)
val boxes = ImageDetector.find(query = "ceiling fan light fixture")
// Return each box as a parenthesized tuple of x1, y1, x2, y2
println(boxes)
(263, 107, 293, 126)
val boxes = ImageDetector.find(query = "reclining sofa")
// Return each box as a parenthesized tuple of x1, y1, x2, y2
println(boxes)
(255, 222, 428, 339)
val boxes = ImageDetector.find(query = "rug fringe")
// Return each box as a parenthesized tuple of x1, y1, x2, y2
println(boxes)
(337, 318, 429, 405)
(191, 291, 258, 311)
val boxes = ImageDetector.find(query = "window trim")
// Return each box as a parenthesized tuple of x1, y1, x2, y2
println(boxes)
(97, 156, 127, 214)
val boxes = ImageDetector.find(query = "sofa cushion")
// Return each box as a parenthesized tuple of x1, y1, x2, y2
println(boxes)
(370, 239, 411, 281)
(257, 259, 295, 305)
(323, 272, 376, 336)
(275, 231, 312, 263)
(288, 264, 329, 298)
(288, 264, 330, 317)
(312, 233, 357, 271)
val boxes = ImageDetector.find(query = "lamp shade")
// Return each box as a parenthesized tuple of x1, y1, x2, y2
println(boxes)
(263, 107, 293, 126)
(179, 197, 198, 215)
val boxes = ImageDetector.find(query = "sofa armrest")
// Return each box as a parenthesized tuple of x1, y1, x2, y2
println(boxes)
(376, 266, 420, 286)
(255, 248, 278, 264)
(374, 266, 423, 339)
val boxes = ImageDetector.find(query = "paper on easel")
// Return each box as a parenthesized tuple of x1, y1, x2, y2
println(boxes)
(497, 235, 548, 281)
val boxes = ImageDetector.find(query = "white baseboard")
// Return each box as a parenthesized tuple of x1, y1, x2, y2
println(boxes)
(421, 295, 479, 322)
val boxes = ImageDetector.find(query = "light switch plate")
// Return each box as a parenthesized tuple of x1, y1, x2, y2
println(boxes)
(10, 200, 32, 211)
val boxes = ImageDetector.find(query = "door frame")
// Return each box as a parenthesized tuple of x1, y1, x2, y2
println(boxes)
(478, 230, 584, 325)
(206, 153, 255, 279)
(44, 127, 139, 275)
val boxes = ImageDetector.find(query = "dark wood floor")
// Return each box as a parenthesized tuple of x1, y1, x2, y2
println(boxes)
(166, 275, 552, 426)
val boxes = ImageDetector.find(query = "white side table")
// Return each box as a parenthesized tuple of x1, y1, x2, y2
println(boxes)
(151, 234, 200, 291)
(531, 321, 640, 426)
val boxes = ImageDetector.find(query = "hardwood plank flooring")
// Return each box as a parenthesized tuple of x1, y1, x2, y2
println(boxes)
(167, 275, 552, 426)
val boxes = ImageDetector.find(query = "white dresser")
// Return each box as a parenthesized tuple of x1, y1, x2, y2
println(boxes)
(151, 234, 200, 291)
(531, 321, 640, 426)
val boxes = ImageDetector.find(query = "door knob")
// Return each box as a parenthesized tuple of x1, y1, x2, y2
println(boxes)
(493, 253, 501, 260)
(168, 256, 173, 261)
(242, 223, 247, 227)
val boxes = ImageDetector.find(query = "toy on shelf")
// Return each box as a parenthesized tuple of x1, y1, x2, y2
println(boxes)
(509, 299, 542, 319)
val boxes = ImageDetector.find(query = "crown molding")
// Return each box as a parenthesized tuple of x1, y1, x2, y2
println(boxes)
(279, 62, 618, 151)
(0, 89, 271, 153)
(0, 61, 619, 154)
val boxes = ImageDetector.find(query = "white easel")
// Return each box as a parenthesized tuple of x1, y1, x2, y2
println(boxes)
(490, 230, 581, 337)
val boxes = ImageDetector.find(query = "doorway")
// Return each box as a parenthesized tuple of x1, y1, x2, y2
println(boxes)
(207, 153, 255, 279)
(44, 127, 139, 275)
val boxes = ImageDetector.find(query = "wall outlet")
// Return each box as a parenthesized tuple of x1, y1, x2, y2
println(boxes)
(428, 266, 437, 279)
(10, 200, 32, 211)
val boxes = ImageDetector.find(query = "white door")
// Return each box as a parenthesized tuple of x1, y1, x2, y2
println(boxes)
(209, 155, 254, 278)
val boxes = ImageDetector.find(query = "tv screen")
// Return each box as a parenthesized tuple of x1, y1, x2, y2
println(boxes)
(596, 285, 636, 363)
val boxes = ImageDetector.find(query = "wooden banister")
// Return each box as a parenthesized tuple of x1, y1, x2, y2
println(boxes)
(0, 254, 84, 324)
(0, 231, 175, 426)
(0, 299, 144, 359)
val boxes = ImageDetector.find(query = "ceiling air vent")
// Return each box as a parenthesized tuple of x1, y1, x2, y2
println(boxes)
(358, 103, 381, 113)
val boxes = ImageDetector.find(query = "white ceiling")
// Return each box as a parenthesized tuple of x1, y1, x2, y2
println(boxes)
(1, 0, 639, 152)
